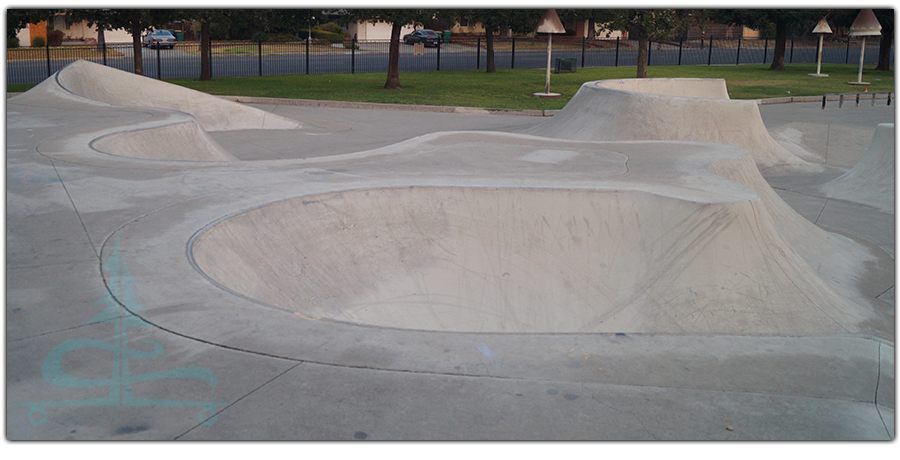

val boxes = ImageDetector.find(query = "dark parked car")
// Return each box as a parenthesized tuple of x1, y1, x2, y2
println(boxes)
(142, 30, 176, 49)
(403, 29, 441, 47)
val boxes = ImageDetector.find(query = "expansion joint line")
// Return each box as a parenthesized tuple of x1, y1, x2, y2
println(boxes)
(173, 362, 303, 440)
(813, 198, 829, 225)
(48, 157, 99, 259)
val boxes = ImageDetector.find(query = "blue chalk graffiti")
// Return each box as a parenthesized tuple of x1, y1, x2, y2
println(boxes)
(19, 237, 223, 427)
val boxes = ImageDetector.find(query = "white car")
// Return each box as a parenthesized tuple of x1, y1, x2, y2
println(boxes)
(142, 30, 176, 49)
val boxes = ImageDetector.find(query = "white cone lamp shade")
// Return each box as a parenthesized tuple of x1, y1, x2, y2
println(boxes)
(848, 9, 882, 85)
(534, 9, 566, 98)
(809, 18, 833, 77)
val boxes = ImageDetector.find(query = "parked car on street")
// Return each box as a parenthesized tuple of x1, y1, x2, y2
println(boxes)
(403, 29, 441, 47)
(142, 30, 177, 49)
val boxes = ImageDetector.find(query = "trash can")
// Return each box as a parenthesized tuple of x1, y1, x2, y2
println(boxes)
(173, 31, 184, 42)
(555, 57, 577, 73)
(442, 30, 451, 44)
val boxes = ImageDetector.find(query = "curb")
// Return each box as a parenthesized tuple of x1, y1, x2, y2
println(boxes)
(221, 95, 560, 117)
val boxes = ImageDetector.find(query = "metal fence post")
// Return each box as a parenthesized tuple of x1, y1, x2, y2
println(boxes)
(102, 42, 107, 66)
(581, 36, 586, 67)
(511, 37, 515, 69)
(476, 36, 481, 70)
(736, 38, 741, 65)
(789, 38, 794, 63)
(678, 37, 683, 65)
(647, 39, 652, 66)
(351, 36, 356, 74)
(157, 45, 162, 79)
(436, 41, 441, 71)
(707, 37, 713, 65)
(615, 36, 619, 66)
(46, 42, 51, 78)
(845, 38, 851, 64)
(306, 36, 310, 74)
(763, 38, 768, 63)
(258, 40, 263, 76)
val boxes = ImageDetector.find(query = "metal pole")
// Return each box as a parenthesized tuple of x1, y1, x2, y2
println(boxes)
(856, 37, 867, 83)
(816, 34, 824, 74)
(46, 42, 51, 78)
(436, 41, 441, 71)
(736, 38, 741, 65)
(822, 94, 827, 109)
(351, 36, 356, 74)
(102, 42, 107, 66)
(545, 34, 551, 94)
(790, 38, 794, 63)
(763, 38, 768, 63)
(511, 37, 516, 69)
(839, 94, 844, 108)
(845, 37, 851, 64)
(305, 34, 310, 75)
(581, 36, 586, 67)
(707, 37, 712, 65)
(678, 37, 683, 65)
(615, 36, 619, 66)
(258, 40, 262, 76)
(157, 46, 161, 79)
(476, 36, 481, 70)
(647, 39, 652, 66)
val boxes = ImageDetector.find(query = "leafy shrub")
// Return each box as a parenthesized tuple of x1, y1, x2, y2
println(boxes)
(311, 22, 348, 43)
(47, 30, 63, 46)
(31, 36, 45, 47)
(8, 35, 19, 48)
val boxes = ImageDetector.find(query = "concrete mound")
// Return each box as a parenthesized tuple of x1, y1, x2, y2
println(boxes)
(526, 78, 815, 169)
(190, 133, 874, 335)
(818, 124, 895, 213)
(53, 60, 300, 131)
(91, 120, 239, 162)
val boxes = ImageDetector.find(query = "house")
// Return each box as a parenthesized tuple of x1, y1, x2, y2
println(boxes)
(16, 13, 133, 46)
(345, 19, 416, 40)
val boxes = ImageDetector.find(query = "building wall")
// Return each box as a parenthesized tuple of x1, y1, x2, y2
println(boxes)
(348, 21, 415, 40)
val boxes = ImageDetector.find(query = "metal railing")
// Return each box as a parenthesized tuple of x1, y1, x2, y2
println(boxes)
(6, 36, 892, 85)
(822, 91, 893, 109)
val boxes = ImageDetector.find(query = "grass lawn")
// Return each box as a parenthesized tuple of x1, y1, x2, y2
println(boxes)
(8, 63, 893, 111)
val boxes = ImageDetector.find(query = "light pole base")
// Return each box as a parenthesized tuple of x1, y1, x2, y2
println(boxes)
(533, 92, 562, 98)
(807, 73, 829, 77)
(847, 81, 871, 86)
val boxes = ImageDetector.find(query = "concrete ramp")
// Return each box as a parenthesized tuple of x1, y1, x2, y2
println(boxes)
(91, 120, 239, 162)
(190, 133, 880, 335)
(53, 60, 301, 131)
(526, 78, 816, 169)
(818, 124, 895, 213)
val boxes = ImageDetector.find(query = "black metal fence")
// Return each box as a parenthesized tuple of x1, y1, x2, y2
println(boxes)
(6, 36, 891, 85)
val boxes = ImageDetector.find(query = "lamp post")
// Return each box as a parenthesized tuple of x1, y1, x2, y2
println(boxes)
(848, 9, 882, 86)
(808, 18, 832, 77)
(533, 9, 566, 98)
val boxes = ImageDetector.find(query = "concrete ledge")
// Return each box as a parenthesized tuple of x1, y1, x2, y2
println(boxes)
(222, 95, 562, 117)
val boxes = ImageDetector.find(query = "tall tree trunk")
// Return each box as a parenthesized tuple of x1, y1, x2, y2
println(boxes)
(131, 19, 143, 75)
(636, 32, 648, 78)
(485, 25, 496, 73)
(768, 22, 787, 71)
(200, 20, 211, 81)
(384, 22, 402, 89)
(875, 22, 893, 71)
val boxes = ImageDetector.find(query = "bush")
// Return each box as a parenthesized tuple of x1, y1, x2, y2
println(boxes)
(31, 36, 45, 47)
(311, 22, 348, 43)
(47, 30, 63, 46)
(8, 35, 19, 48)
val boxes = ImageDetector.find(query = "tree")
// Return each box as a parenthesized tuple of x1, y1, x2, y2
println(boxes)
(7, 9, 55, 38)
(67, 9, 177, 76)
(600, 10, 695, 78)
(450, 9, 543, 73)
(872, 9, 893, 71)
(713, 9, 825, 71)
(346, 9, 435, 89)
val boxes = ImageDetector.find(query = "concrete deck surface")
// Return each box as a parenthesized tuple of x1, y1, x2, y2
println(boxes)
(5, 63, 896, 442)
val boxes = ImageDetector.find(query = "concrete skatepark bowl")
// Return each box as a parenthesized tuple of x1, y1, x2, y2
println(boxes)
(6, 61, 895, 440)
